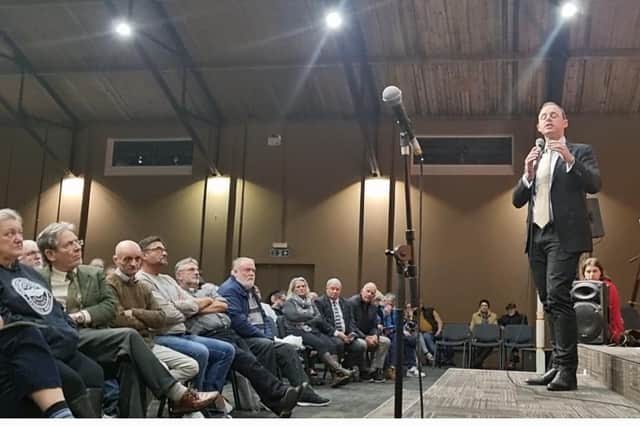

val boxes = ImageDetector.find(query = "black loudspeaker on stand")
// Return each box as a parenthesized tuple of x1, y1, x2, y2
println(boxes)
(571, 280, 609, 344)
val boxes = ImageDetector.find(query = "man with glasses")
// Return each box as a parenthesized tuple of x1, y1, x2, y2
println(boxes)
(137, 238, 304, 418)
(36, 223, 219, 417)
(513, 101, 601, 391)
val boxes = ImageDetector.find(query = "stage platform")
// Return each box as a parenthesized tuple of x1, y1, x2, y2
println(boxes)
(367, 359, 640, 418)
(578, 343, 640, 405)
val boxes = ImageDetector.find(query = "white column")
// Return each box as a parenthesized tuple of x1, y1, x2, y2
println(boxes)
(535, 295, 546, 373)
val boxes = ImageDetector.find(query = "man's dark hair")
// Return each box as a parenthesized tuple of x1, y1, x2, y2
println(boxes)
(478, 299, 490, 308)
(268, 290, 285, 304)
(139, 235, 165, 251)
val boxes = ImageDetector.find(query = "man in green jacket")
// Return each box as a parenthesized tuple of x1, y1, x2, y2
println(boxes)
(37, 222, 218, 418)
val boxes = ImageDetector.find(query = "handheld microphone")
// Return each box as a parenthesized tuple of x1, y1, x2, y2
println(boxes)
(535, 138, 545, 154)
(382, 85, 423, 157)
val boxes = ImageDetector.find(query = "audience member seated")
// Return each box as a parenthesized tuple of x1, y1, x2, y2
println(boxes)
(417, 304, 443, 365)
(380, 297, 423, 379)
(19, 239, 43, 268)
(37, 224, 217, 417)
(315, 278, 367, 379)
(269, 290, 286, 317)
(192, 256, 306, 417)
(348, 282, 391, 383)
(175, 257, 325, 410)
(0, 209, 104, 418)
(283, 277, 352, 387)
(498, 303, 528, 369)
(106, 241, 200, 404)
(498, 303, 528, 327)
(580, 257, 625, 344)
(469, 299, 498, 369)
(134, 238, 235, 415)
(88, 258, 105, 270)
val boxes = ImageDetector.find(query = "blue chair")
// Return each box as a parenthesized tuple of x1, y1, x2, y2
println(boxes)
(469, 323, 502, 369)
(435, 323, 470, 368)
(500, 324, 533, 369)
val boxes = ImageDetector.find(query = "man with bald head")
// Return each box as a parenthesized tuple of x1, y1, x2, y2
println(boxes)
(19, 239, 42, 268)
(348, 282, 390, 383)
(106, 241, 199, 386)
(315, 278, 368, 379)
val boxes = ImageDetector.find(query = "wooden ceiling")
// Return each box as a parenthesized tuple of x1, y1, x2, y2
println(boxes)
(0, 0, 639, 125)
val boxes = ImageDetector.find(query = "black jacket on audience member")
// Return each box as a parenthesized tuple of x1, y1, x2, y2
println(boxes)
(347, 294, 380, 337)
(315, 295, 359, 336)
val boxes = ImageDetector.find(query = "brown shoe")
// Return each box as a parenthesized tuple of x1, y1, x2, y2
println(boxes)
(170, 389, 219, 415)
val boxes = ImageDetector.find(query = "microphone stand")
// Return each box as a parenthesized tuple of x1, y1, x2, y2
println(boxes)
(385, 131, 420, 419)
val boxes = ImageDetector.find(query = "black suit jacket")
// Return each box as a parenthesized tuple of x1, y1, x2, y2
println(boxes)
(315, 295, 362, 338)
(512, 142, 601, 253)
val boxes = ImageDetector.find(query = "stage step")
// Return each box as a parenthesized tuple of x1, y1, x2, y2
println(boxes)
(578, 344, 640, 405)
(367, 368, 640, 418)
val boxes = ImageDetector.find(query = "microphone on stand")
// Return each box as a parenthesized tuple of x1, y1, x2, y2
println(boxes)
(382, 85, 423, 157)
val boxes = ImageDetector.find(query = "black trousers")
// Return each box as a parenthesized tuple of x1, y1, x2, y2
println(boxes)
(0, 325, 103, 418)
(288, 329, 337, 356)
(528, 224, 580, 370)
(203, 328, 287, 404)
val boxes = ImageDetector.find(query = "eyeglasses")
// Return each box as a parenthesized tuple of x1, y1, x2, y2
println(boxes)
(60, 239, 84, 250)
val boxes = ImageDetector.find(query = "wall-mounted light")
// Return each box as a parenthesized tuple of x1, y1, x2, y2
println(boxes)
(62, 174, 84, 197)
(208, 175, 230, 195)
(365, 176, 389, 198)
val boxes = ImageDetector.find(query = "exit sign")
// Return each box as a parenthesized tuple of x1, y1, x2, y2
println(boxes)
(270, 247, 289, 257)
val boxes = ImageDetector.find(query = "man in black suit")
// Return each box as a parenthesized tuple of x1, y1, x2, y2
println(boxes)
(315, 278, 367, 379)
(513, 101, 601, 391)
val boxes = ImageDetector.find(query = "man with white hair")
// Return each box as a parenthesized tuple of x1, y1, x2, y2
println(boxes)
(175, 257, 328, 408)
(36, 223, 218, 417)
(19, 239, 42, 268)
(315, 278, 368, 379)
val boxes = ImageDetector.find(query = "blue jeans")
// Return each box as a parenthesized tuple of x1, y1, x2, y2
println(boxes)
(155, 334, 235, 392)
(422, 332, 436, 355)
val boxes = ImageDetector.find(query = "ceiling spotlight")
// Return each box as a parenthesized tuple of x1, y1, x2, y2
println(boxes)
(113, 19, 134, 38)
(560, 2, 578, 19)
(325, 11, 343, 30)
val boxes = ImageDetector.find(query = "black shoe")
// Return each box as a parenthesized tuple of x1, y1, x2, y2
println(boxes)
(525, 368, 558, 386)
(269, 383, 306, 418)
(547, 368, 577, 391)
(360, 369, 373, 381)
(297, 388, 330, 407)
(372, 369, 386, 383)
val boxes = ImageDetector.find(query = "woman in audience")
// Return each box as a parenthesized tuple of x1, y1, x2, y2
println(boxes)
(283, 277, 352, 387)
(579, 257, 625, 344)
(0, 208, 104, 417)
